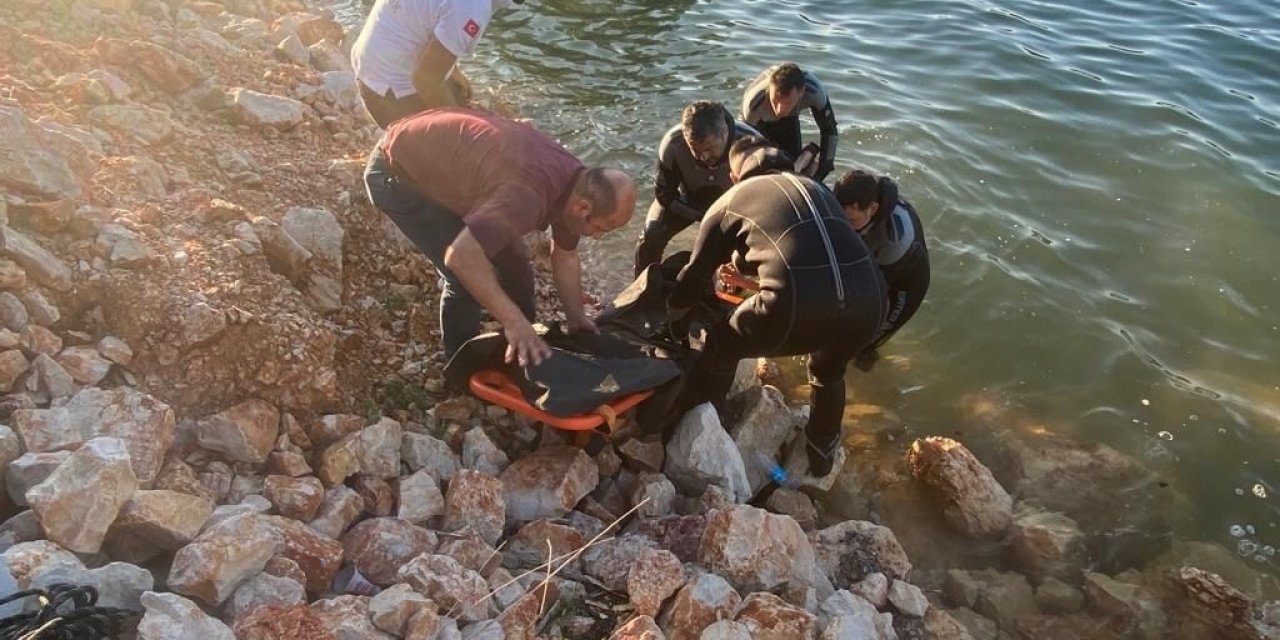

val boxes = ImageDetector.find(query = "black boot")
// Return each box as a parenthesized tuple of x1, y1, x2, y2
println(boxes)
(806, 435, 840, 478)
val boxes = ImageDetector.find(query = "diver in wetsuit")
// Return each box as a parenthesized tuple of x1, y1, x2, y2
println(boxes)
(833, 170, 931, 370)
(665, 136, 886, 477)
(634, 101, 762, 277)
(740, 63, 839, 182)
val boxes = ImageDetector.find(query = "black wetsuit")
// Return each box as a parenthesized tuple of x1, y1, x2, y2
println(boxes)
(668, 171, 886, 457)
(741, 68, 839, 181)
(863, 198, 930, 353)
(634, 119, 762, 276)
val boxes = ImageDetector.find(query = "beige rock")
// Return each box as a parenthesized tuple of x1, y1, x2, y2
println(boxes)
(405, 608, 442, 640)
(317, 418, 401, 485)
(27, 437, 138, 553)
(809, 520, 913, 587)
(88, 104, 174, 145)
(0, 226, 73, 291)
(398, 468, 445, 525)
(628, 549, 685, 617)
(17, 289, 58, 325)
(658, 572, 741, 640)
(500, 445, 598, 522)
(310, 595, 396, 639)
(308, 41, 350, 73)
(735, 592, 815, 640)
(224, 572, 305, 621)
(442, 469, 506, 545)
(138, 591, 234, 640)
(1010, 506, 1086, 581)
(108, 489, 214, 551)
(766, 488, 819, 531)
(180, 301, 226, 348)
(611, 615, 665, 639)
(397, 554, 490, 622)
(97, 335, 133, 365)
(906, 437, 1012, 539)
(888, 580, 929, 617)
(369, 584, 433, 636)
(342, 517, 438, 587)
(197, 399, 279, 464)
(231, 89, 305, 130)
(0, 293, 27, 332)
(582, 535, 659, 592)
(6, 451, 72, 507)
(267, 450, 312, 477)
(850, 573, 889, 609)
(921, 608, 975, 640)
(699, 620, 753, 640)
(665, 404, 751, 502)
(94, 38, 203, 93)
(168, 514, 283, 606)
(307, 485, 365, 539)
(699, 505, 830, 597)
(55, 346, 112, 385)
(275, 34, 309, 66)
(0, 259, 27, 290)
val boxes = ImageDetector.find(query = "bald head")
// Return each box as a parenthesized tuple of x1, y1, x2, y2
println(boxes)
(569, 167, 637, 238)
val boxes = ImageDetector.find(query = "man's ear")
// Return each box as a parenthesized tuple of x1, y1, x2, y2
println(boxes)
(868, 201, 880, 217)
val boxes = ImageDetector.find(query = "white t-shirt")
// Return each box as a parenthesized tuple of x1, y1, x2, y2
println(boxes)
(351, 0, 516, 99)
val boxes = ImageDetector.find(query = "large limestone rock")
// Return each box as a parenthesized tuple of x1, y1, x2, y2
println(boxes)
(628, 549, 686, 617)
(94, 38, 204, 93)
(500, 445, 598, 522)
(369, 583, 432, 637)
(310, 595, 396, 639)
(30, 560, 154, 611)
(231, 89, 306, 130)
(168, 513, 283, 606)
(728, 385, 802, 493)
(734, 592, 816, 640)
(1, 540, 82, 589)
(107, 489, 213, 553)
(231, 604, 335, 639)
(317, 418, 401, 485)
(398, 468, 445, 524)
(906, 437, 1012, 539)
(809, 520, 913, 586)
(0, 107, 89, 200)
(1010, 506, 1086, 580)
(224, 572, 306, 621)
(664, 404, 751, 502)
(6, 451, 71, 507)
(402, 432, 460, 480)
(263, 515, 345, 594)
(699, 620, 753, 639)
(341, 517, 438, 587)
(0, 227, 71, 293)
(27, 437, 138, 553)
(138, 591, 234, 640)
(397, 554, 490, 622)
(280, 207, 344, 312)
(582, 535, 660, 592)
(196, 399, 279, 464)
(308, 485, 365, 539)
(88, 104, 174, 148)
(55, 346, 112, 385)
(817, 590, 880, 635)
(11, 386, 175, 484)
(658, 572, 741, 640)
(461, 427, 509, 475)
(442, 469, 506, 545)
(698, 505, 831, 598)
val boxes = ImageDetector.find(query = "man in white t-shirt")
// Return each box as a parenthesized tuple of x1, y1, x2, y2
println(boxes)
(351, 0, 524, 128)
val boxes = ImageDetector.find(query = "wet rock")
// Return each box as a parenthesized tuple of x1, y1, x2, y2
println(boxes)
(628, 549, 685, 617)
(6, 451, 70, 507)
(1034, 576, 1084, 614)
(168, 513, 282, 606)
(729, 385, 802, 494)
(231, 88, 305, 130)
(1082, 571, 1166, 639)
(442, 469, 506, 545)
(107, 489, 213, 553)
(657, 572, 741, 640)
(1010, 506, 1086, 581)
(619, 437, 665, 472)
(611, 615, 665, 639)
(341, 517, 438, 587)
(698, 504, 830, 597)
(665, 404, 751, 502)
(307, 485, 365, 539)
(88, 104, 174, 145)
(0, 229, 72, 294)
(197, 399, 278, 464)
(231, 604, 335, 640)
(1143, 541, 1280, 601)
(0, 350, 28, 391)
(397, 553, 490, 622)
(138, 591, 234, 640)
(809, 520, 913, 586)
(369, 583, 432, 636)
(27, 437, 137, 553)
(398, 467, 445, 524)
(30, 560, 153, 611)
(501, 445, 598, 522)
(631, 471, 676, 518)
(97, 335, 133, 365)
(462, 427, 509, 475)
(263, 475, 324, 521)
(766, 488, 818, 531)
(921, 608, 975, 640)
(969, 570, 1038, 630)
(735, 592, 816, 639)
(402, 432, 460, 481)
(888, 580, 929, 617)
(310, 595, 396, 639)
(906, 437, 1012, 539)
(224, 572, 305, 621)
(437, 534, 501, 577)
(583, 534, 660, 592)
(505, 519, 585, 571)
(699, 620, 753, 640)
(55, 346, 112, 385)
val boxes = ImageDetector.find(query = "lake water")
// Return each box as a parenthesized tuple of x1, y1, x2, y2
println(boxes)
(334, 0, 1280, 573)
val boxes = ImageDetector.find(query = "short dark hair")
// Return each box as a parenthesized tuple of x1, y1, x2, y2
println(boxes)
(728, 135, 794, 180)
(681, 101, 730, 142)
(578, 168, 618, 218)
(769, 63, 806, 95)
(833, 170, 879, 209)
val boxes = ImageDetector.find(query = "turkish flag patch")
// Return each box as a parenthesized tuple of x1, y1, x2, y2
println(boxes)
(463, 19, 480, 38)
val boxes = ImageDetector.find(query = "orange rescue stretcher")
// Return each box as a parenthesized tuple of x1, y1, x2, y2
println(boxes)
(715, 265, 760, 306)
(468, 369, 653, 444)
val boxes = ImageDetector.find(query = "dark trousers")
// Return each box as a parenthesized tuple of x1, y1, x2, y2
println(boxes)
(633, 199, 700, 278)
(754, 116, 803, 159)
(363, 147, 535, 358)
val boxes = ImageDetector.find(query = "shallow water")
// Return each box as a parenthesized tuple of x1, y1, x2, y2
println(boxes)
(334, 0, 1280, 573)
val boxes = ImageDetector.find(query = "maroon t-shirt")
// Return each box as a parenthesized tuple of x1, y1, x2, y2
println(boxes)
(381, 108, 584, 258)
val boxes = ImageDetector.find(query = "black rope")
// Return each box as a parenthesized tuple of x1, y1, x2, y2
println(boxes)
(0, 584, 137, 640)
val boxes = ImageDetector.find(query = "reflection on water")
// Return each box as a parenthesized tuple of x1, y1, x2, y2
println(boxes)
(334, 0, 1280, 576)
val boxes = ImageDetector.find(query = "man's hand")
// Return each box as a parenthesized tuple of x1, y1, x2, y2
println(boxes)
(567, 315, 599, 335)
(503, 321, 552, 368)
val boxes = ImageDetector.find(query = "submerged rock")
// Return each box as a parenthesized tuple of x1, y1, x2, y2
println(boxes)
(906, 437, 1012, 539)
(26, 437, 138, 554)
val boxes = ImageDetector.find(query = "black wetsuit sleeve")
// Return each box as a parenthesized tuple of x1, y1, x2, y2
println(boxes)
(655, 140, 704, 221)
(668, 201, 740, 310)
(812, 98, 839, 181)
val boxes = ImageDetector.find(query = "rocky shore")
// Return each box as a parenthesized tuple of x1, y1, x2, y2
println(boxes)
(0, 0, 1277, 638)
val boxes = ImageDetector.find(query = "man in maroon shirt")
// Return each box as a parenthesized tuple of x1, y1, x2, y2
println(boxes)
(364, 107, 637, 367)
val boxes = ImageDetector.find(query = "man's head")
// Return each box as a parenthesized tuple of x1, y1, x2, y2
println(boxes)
(564, 168, 636, 238)
(767, 63, 806, 118)
(728, 135, 794, 183)
(833, 169, 880, 231)
(681, 101, 732, 168)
